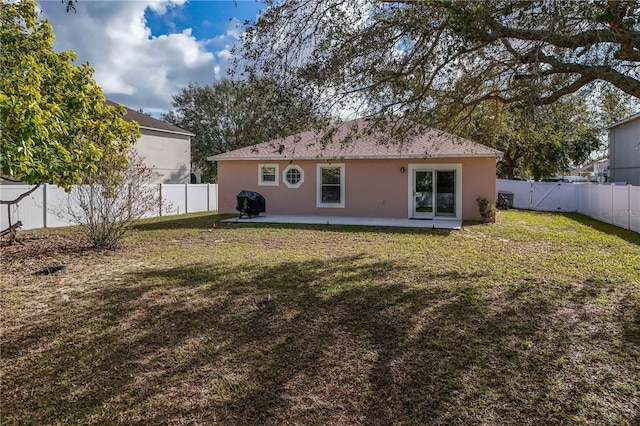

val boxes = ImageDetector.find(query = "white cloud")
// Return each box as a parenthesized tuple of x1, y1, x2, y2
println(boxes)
(36, 0, 242, 115)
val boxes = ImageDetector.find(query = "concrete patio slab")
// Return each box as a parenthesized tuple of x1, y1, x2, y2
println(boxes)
(222, 214, 462, 230)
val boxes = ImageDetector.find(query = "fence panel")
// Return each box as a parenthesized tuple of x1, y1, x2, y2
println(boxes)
(497, 180, 639, 233)
(0, 185, 44, 230)
(630, 187, 640, 233)
(575, 185, 587, 215)
(140, 185, 162, 218)
(557, 184, 577, 212)
(588, 185, 602, 220)
(496, 179, 531, 209)
(1, 183, 219, 231)
(160, 184, 187, 216)
(598, 185, 614, 224)
(186, 184, 209, 213)
(45, 185, 76, 228)
(611, 186, 631, 229)
(208, 184, 218, 211)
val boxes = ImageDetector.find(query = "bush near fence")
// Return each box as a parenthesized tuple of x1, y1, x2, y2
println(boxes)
(0, 184, 219, 231)
(496, 179, 640, 233)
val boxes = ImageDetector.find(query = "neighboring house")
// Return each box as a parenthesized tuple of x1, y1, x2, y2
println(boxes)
(607, 112, 640, 186)
(569, 159, 609, 182)
(107, 100, 194, 184)
(210, 119, 502, 222)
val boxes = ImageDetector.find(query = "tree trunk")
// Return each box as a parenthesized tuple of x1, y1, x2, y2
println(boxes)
(500, 153, 517, 180)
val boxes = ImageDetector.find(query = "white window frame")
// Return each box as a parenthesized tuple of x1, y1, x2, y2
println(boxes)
(258, 163, 279, 186)
(316, 163, 345, 208)
(283, 165, 305, 189)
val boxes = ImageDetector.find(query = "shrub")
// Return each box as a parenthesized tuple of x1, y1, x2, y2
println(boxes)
(62, 152, 166, 249)
(476, 196, 496, 223)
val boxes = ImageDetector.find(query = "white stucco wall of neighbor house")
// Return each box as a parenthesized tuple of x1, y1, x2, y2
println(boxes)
(608, 113, 640, 186)
(135, 129, 192, 184)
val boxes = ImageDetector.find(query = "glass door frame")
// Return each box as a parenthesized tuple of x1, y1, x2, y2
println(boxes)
(407, 163, 463, 220)
(412, 169, 435, 219)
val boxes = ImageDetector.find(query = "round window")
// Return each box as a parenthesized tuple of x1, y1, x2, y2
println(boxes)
(286, 168, 301, 184)
(283, 166, 304, 188)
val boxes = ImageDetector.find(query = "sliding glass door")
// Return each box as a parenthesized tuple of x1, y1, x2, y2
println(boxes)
(412, 169, 457, 218)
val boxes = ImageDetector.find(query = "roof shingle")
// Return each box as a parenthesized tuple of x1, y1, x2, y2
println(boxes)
(210, 119, 501, 161)
(106, 100, 194, 136)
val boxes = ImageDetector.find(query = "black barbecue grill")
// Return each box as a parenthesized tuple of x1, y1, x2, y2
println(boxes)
(236, 190, 266, 218)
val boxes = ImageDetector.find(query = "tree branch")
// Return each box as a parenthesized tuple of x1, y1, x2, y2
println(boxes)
(0, 184, 41, 205)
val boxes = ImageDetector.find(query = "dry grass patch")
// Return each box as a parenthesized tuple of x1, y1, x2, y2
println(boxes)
(2, 211, 639, 425)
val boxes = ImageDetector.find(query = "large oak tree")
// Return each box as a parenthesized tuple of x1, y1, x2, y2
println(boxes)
(241, 0, 640, 128)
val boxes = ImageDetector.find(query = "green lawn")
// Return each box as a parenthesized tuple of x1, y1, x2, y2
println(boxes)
(2, 211, 639, 425)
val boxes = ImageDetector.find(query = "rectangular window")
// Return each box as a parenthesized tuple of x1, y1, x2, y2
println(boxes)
(258, 164, 279, 186)
(317, 164, 345, 208)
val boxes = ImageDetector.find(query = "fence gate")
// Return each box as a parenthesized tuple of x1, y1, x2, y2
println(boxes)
(530, 182, 576, 212)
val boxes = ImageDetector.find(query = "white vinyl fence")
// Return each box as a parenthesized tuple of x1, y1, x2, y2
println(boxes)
(0, 184, 218, 231)
(496, 179, 640, 233)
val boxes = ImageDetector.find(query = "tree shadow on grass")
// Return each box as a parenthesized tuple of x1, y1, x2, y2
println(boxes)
(132, 213, 236, 231)
(562, 212, 640, 245)
(2, 257, 638, 424)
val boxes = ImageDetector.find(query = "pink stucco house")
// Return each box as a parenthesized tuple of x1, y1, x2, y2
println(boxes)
(210, 119, 501, 222)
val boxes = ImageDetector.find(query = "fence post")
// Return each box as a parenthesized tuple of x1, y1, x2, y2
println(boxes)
(185, 184, 189, 214)
(213, 184, 218, 212)
(159, 183, 163, 217)
(43, 183, 48, 228)
(627, 185, 632, 231)
(529, 182, 533, 209)
(610, 184, 615, 224)
(207, 183, 210, 211)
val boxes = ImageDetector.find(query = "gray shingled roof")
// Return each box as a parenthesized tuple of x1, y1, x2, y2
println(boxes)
(106, 100, 194, 136)
(210, 119, 502, 161)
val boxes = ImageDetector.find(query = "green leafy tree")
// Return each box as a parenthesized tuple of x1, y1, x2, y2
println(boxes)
(457, 95, 602, 180)
(0, 0, 140, 240)
(163, 78, 319, 182)
(241, 0, 640, 129)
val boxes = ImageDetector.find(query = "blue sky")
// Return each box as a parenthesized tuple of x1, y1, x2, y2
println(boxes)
(36, 1, 267, 114)
(145, 1, 264, 42)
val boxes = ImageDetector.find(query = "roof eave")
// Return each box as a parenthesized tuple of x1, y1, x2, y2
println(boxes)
(140, 125, 195, 137)
(209, 153, 502, 161)
(605, 111, 640, 129)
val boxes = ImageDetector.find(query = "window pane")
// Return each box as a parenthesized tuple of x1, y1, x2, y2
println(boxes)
(286, 168, 301, 184)
(415, 171, 432, 192)
(322, 168, 341, 184)
(436, 170, 455, 215)
(415, 171, 433, 213)
(262, 167, 276, 182)
(322, 186, 341, 203)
